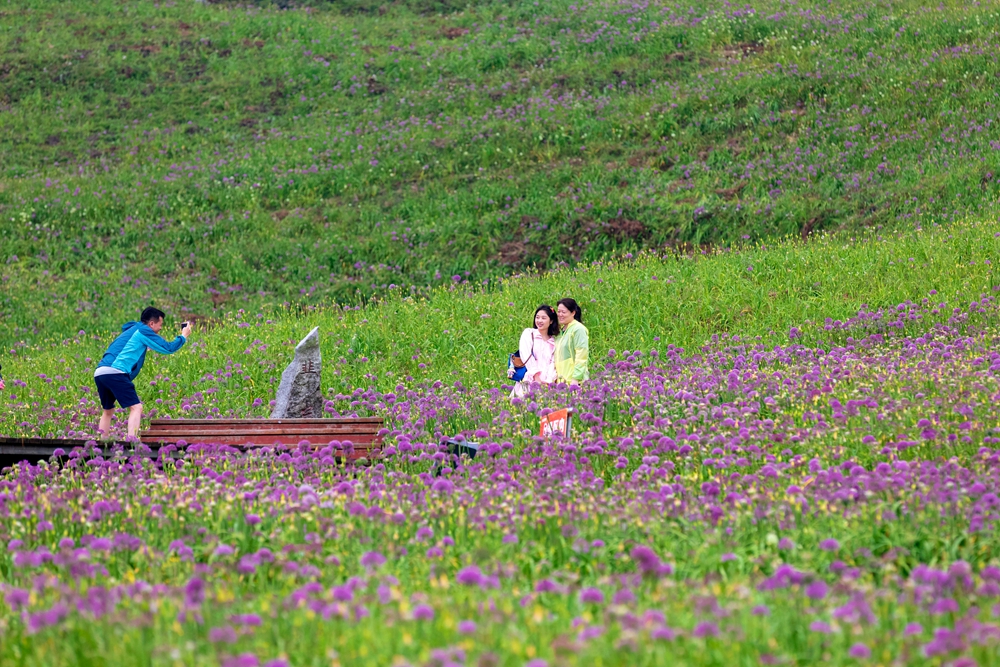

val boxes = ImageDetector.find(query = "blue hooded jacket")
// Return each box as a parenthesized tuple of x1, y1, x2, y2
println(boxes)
(96, 322, 187, 381)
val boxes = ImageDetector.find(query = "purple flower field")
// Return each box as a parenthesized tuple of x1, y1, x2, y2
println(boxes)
(4, 0, 1000, 659)
(3, 292, 1000, 665)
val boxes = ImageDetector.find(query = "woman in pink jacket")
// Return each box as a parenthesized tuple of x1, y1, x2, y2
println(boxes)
(509, 305, 559, 398)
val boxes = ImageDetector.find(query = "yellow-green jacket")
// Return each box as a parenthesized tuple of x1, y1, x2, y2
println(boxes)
(555, 319, 589, 382)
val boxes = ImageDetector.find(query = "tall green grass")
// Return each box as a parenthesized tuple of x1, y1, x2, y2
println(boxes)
(3, 214, 999, 436)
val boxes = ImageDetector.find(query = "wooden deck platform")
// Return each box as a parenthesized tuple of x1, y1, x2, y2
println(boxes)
(1, 417, 384, 469)
(0, 436, 114, 459)
(140, 418, 383, 460)
(0, 436, 150, 470)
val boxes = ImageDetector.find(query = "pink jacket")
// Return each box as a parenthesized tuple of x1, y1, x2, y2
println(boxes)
(518, 328, 557, 384)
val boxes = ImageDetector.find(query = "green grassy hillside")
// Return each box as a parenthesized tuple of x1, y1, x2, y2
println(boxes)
(3, 0, 1000, 346)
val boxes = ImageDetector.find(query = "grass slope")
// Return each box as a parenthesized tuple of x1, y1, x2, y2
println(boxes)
(3, 0, 1000, 345)
(3, 214, 999, 437)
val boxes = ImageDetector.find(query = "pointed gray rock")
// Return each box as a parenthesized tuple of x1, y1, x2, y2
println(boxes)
(270, 327, 323, 419)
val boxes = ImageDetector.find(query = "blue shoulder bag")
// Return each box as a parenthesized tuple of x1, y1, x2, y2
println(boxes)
(508, 337, 534, 382)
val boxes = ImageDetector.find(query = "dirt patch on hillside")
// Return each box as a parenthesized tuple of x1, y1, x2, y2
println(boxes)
(108, 43, 161, 56)
(605, 217, 649, 242)
(720, 41, 766, 60)
(714, 181, 746, 200)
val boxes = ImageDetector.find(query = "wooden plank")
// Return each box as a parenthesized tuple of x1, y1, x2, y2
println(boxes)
(148, 434, 380, 446)
(0, 434, 379, 467)
(144, 429, 380, 439)
(145, 422, 376, 428)
(149, 418, 382, 425)
(141, 434, 380, 446)
(239, 443, 378, 453)
(1, 445, 75, 457)
(0, 444, 158, 458)
(0, 437, 92, 448)
(145, 423, 381, 432)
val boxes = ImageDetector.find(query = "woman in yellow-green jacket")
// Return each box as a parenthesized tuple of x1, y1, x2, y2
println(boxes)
(554, 297, 589, 384)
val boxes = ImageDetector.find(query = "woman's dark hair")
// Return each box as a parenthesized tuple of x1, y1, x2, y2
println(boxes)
(533, 305, 559, 337)
(557, 297, 583, 323)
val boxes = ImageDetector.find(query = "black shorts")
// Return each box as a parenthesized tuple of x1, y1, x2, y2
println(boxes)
(94, 373, 141, 409)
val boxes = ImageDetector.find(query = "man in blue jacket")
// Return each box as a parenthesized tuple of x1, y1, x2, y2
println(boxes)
(95, 307, 192, 440)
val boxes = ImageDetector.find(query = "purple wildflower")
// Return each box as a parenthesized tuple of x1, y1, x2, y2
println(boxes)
(360, 551, 386, 568)
(412, 604, 434, 620)
(222, 655, 259, 667)
(848, 643, 871, 659)
(819, 539, 840, 552)
(805, 581, 828, 600)
(209, 626, 238, 643)
(692, 621, 719, 638)
(456, 566, 484, 587)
